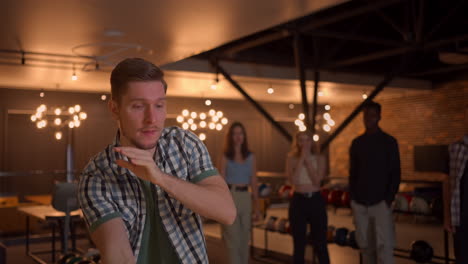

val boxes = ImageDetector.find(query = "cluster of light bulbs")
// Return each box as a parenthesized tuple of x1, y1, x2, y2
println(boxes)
(176, 109, 228, 141)
(294, 104, 335, 141)
(30, 104, 87, 140)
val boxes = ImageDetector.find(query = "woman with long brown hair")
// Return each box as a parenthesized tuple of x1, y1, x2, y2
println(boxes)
(286, 131, 330, 264)
(219, 122, 260, 264)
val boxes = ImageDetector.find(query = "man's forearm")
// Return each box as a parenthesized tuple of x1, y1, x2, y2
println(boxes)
(156, 174, 236, 225)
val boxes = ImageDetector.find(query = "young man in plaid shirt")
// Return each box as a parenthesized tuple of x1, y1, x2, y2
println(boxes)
(78, 58, 236, 264)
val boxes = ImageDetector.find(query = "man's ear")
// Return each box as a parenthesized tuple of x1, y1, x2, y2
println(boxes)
(108, 99, 119, 121)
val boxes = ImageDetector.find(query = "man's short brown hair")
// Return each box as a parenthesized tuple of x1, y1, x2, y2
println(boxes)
(110, 58, 167, 101)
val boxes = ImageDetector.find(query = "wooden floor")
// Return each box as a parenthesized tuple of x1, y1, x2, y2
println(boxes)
(3, 235, 291, 264)
(2, 206, 457, 264)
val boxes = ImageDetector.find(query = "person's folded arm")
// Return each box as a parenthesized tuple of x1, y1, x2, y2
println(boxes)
(158, 173, 236, 225)
(90, 218, 136, 264)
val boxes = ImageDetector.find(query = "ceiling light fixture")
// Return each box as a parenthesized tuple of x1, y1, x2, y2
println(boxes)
(176, 108, 228, 141)
(71, 64, 78, 81)
(31, 103, 87, 140)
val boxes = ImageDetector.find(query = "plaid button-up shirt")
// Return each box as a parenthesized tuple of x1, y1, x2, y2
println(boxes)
(449, 139, 468, 227)
(78, 127, 218, 263)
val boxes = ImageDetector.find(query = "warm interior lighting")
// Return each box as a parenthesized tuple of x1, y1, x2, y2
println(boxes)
(79, 112, 87, 120)
(74, 105, 81, 112)
(55, 131, 62, 140)
(199, 133, 206, 141)
(313, 134, 319, 142)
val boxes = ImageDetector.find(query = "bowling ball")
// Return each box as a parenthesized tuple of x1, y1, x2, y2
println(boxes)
(278, 185, 293, 198)
(258, 183, 272, 197)
(321, 188, 330, 203)
(276, 218, 288, 233)
(58, 253, 79, 264)
(393, 193, 409, 212)
(409, 196, 430, 215)
(328, 190, 343, 206)
(410, 240, 433, 263)
(347, 230, 359, 249)
(334, 227, 349, 246)
(265, 216, 278, 231)
(341, 191, 351, 207)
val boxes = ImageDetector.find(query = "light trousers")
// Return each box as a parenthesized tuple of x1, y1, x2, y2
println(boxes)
(222, 190, 252, 264)
(351, 200, 395, 264)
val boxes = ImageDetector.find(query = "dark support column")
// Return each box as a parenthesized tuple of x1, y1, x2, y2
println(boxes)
(311, 71, 319, 135)
(293, 32, 310, 129)
(211, 60, 292, 142)
(320, 72, 397, 152)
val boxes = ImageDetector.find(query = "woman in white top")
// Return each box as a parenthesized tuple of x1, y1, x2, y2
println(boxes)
(286, 131, 330, 264)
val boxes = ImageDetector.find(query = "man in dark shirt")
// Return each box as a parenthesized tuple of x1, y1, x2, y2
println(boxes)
(349, 101, 401, 264)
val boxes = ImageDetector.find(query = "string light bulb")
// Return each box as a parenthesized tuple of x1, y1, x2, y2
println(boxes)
(55, 131, 62, 140)
(267, 84, 274, 94)
(79, 112, 87, 120)
(199, 133, 206, 141)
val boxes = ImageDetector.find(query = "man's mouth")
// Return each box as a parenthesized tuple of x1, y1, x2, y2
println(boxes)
(140, 128, 159, 136)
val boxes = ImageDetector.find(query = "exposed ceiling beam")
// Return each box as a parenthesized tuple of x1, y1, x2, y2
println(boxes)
(408, 63, 468, 77)
(211, 60, 292, 142)
(424, 0, 466, 41)
(305, 30, 406, 47)
(326, 33, 468, 69)
(293, 32, 311, 130)
(326, 47, 412, 69)
(220, 0, 405, 57)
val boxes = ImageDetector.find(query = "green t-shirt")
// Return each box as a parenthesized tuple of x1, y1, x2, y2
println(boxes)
(137, 179, 180, 264)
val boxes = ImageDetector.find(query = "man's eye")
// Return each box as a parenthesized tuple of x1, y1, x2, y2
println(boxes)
(132, 104, 144, 109)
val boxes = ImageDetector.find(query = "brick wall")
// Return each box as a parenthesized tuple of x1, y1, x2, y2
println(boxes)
(329, 81, 468, 181)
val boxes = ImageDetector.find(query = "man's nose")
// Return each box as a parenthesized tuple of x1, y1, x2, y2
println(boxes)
(144, 107, 157, 123)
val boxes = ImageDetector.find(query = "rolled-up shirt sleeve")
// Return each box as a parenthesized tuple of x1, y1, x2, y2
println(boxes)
(184, 131, 218, 183)
(78, 170, 121, 233)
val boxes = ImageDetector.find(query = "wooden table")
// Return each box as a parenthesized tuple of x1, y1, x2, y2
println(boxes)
(17, 205, 82, 264)
(24, 195, 52, 205)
